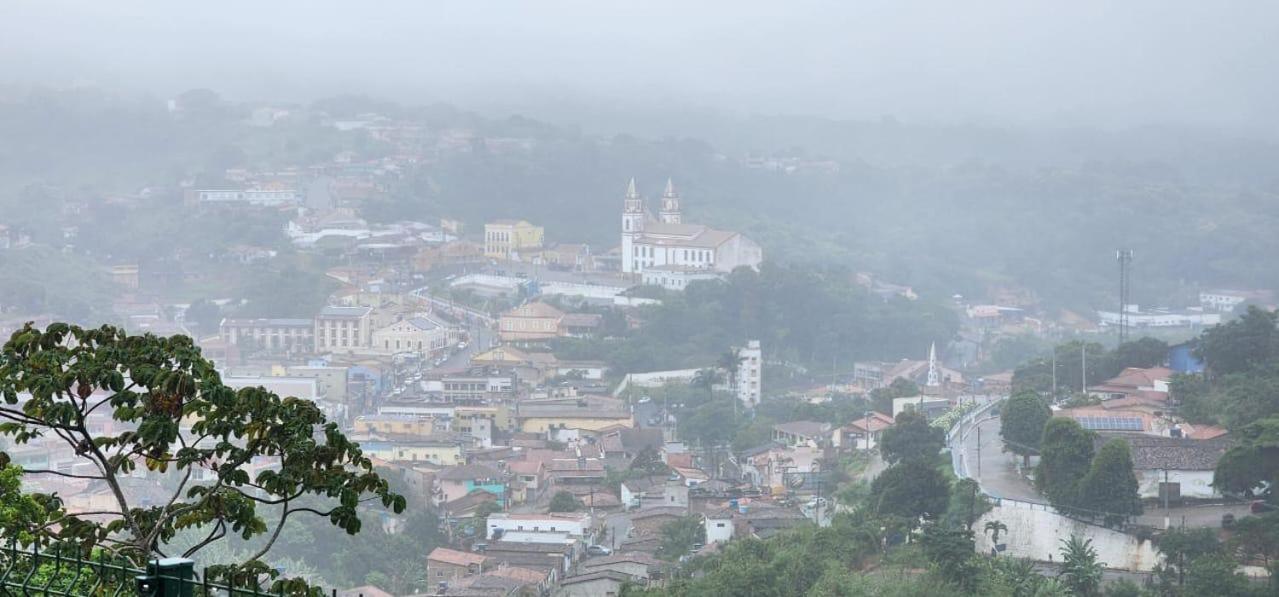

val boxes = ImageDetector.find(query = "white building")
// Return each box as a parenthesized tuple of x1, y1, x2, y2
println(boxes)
(640, 265, 724, 291)
(736, 340, 762, 408)
(620, 178, 762, 275)
(1097, 306, 1220, 329)
(195, 188, 300, 207)
(1107, 434, 1231, 500)
(486, 512, 592, 542)
(1199, 289, 1273, 312)
(314, 305, 373, 352)
(370, 316, 449, 356)
(704, 508, 737, 544)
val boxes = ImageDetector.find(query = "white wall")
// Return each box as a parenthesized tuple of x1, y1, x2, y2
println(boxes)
(974, 501, 1161, 571)
(705, 517, 734, 543)
(1137, 469, 1218, 500)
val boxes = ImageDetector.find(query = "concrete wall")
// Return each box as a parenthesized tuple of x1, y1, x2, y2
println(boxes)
(974, 500, 1161, 571)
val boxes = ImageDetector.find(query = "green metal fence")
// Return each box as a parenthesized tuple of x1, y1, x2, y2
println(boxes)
(0, 544, 365, 597)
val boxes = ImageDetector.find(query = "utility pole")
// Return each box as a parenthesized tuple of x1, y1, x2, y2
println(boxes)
(1117, 249, 1134, 347)
(1081, 344, 1087, 394)
(976, 424, 982, 480)
(1051, 350, 1057, 402)
(1163, 469, 1171, 530)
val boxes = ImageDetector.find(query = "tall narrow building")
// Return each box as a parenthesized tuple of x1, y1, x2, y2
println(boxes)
(737, 340, 763, 408)
(620, 178, 645, 274)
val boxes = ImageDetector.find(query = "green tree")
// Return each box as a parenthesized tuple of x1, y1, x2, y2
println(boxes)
(1157, 527, 1224, 587)
(1078, 439, 1142, 526)
(1170, 373, 1215, 424)
(1111, 337, 1170, 370)
(0, 323, 402, 587)
(871, 459, 950, 524)
(549, 490, 583, 513)
(1196, 306, 1279, 379)
(919, 524, 980, 591)
(1001, 390, 1052, 467)
(1036, 418, 1095, 509)
(879, 409, 945, 465)
(656, 515, 706, 561)
(1058, 535, 1104, 597)
(1230, 513, 1279, 569)
(1186, 554, 1253, 597)
(1214, 417, 1279, 503)
(869, 378, 920, 414)
(942, 478, 990, 530)
(184, 299, 223, 337)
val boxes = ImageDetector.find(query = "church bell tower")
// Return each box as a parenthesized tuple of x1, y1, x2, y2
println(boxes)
(621, 178, 644, 273)
(659, 178, 682, 224)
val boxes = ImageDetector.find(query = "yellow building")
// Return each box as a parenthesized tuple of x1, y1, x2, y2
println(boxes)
(354, 414, 439, 436)
(484, 219, 544, 260)
(361, 440, 465, 466)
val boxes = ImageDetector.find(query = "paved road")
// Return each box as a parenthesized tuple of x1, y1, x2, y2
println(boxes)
(958, 412, 1042, 502)
(957, 409, 1255, 529)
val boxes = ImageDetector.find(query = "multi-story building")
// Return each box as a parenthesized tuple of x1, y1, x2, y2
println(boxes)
(736, 340, 762, 408)
(438, 370, 516, 403)
(313, 306, 373, 352)
(219, 318, 315, 352)
(370, 316, 449, 356)
(193, 188, 300, 206)
(484, 219, 544, 260)
(620, 178, 762, 275)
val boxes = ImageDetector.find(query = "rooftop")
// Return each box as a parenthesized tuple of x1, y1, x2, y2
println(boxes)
(428, 547, 489, 567)
(1097, 433, 1234, 471)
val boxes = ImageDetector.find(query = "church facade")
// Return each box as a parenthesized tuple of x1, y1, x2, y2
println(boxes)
(619, 178, 763, 275)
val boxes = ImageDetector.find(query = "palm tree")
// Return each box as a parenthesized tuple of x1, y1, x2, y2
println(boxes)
(691, 368, 723, 400)
(1058, 535, 1103, 596)
(717, 348, 744, 394)
(984, 520, 1009, 547)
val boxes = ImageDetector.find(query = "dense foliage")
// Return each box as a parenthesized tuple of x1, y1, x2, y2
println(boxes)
(999, 390, 1051, 465)
(553, 263, 958, 375)
(0, 323, 402, 590)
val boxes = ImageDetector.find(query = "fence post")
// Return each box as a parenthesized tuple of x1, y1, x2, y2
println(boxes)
(148, 557, 195, 597)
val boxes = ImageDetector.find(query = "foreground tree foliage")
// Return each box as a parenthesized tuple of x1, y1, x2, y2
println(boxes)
(0, 323, 403, 588)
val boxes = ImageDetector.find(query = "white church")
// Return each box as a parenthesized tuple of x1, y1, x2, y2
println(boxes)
(620, 178, 763, 281)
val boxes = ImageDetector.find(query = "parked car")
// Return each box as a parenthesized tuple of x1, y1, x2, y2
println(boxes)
(637, 396, 651, 404)
(586, 545, 612, 556)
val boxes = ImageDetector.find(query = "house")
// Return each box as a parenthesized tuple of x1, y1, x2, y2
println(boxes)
(427, 547, 490, 584)
(486, 512, 592, 543)
(599, 428, 664, 462)
(442, 489, 501, 519)
(772, 421, 830, 447)
(485, 220, 545, 261)
(438, 464, 507, 504)
(483, 565, 554, 596)
(353, 414, 439, 437)
(555, 570, 631, 597)
(831, 412, 895, 451)
(620, 477, 665, 510)
(1087, 367, 1173, 402)
(629, 507, 687, 537)
(1055, 406, 1166, 436)
(499, 302, 565, 342)
(579, 552, 664, 584)
(483, 540, 575, 577)
(1097, 433, 1234, 500)
(507, 460, 547, 499)
(559, 313, 603, 338)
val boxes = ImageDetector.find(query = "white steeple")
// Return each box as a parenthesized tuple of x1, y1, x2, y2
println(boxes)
(659, 177, 682, 224)
(621, 177, 646, 274)
(926, 342, 940, 387)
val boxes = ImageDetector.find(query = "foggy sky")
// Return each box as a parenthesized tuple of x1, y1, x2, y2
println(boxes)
(4, 0, 1279, 134)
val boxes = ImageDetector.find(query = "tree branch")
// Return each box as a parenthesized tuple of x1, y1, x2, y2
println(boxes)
(20, 468, 105, 480)
(182, 520, 226, 559)
(246, 500, 291, 563)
